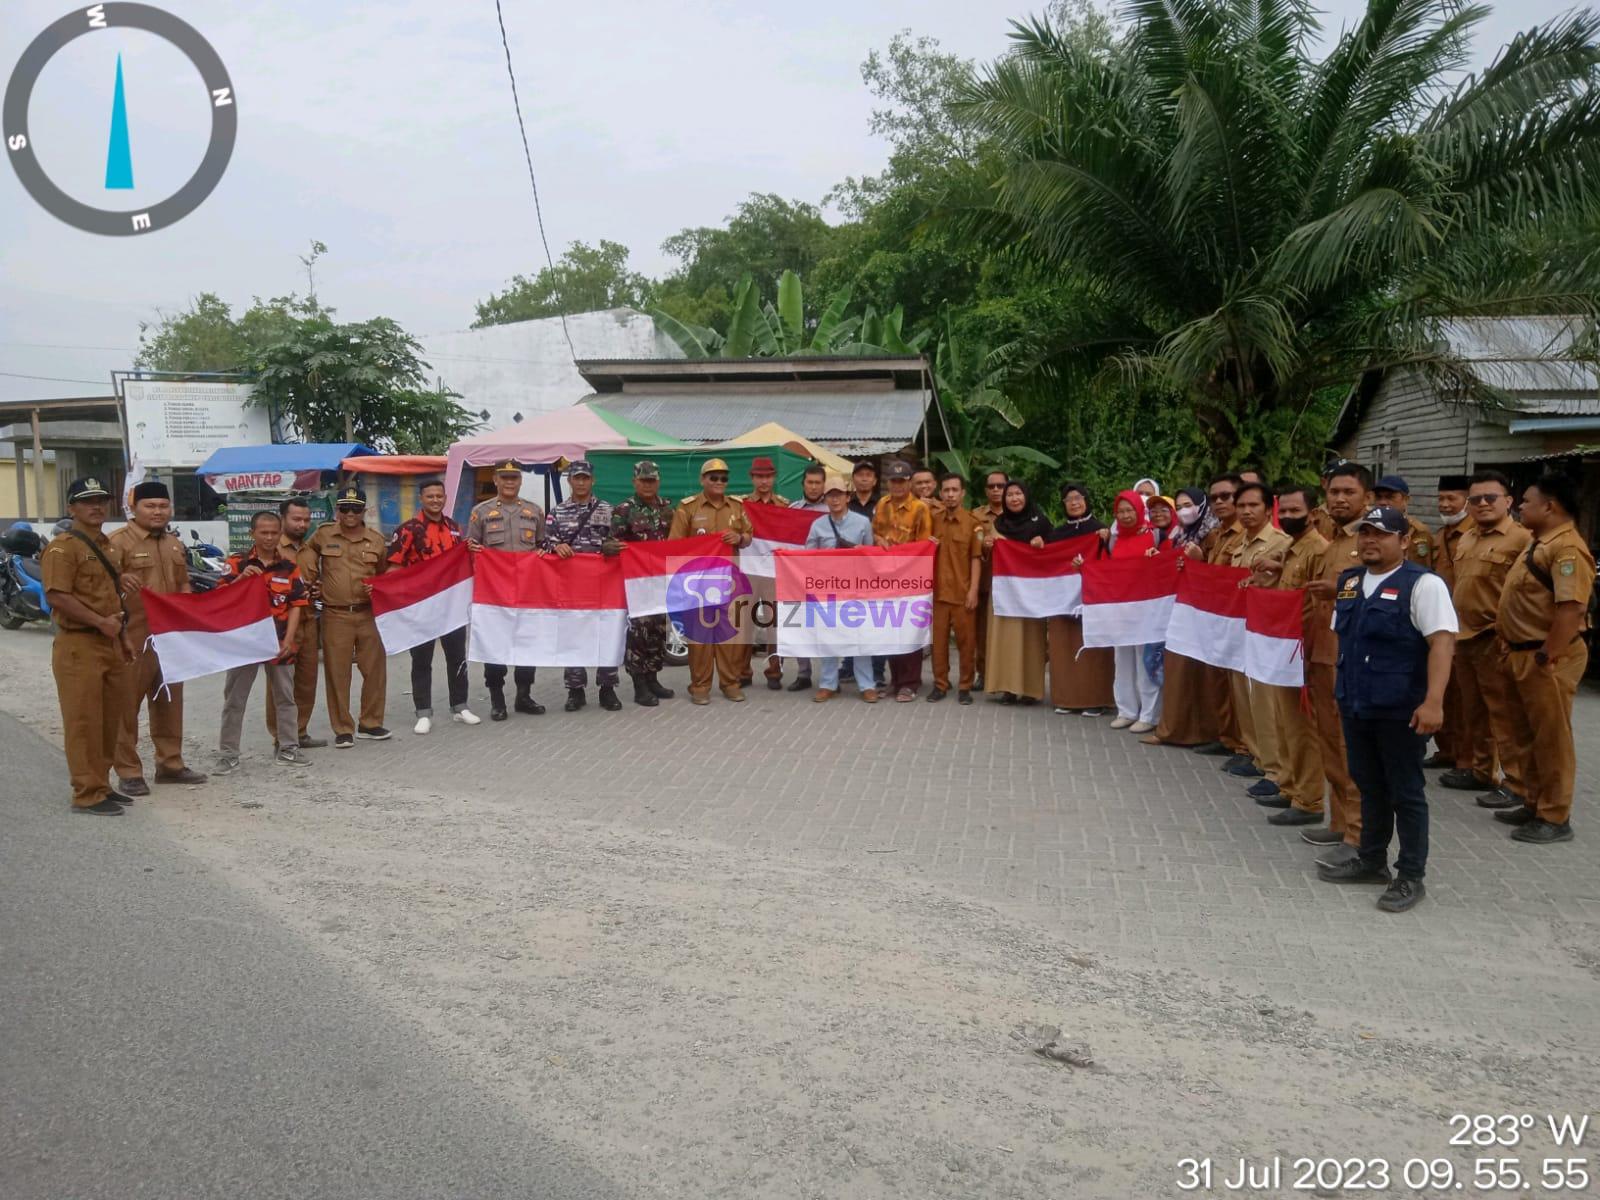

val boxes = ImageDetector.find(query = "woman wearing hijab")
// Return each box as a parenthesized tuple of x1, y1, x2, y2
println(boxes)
(985, 481, 1050, 704)
(1046, 483, 1115, 716)
(1106, 490, 1163, 731)
(1141, 487, 1221, 748)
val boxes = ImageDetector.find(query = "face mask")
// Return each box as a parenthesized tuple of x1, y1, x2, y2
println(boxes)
(1279, 515, 1309, 538)
(1177, 506, 1202, 526)
(1439, 509, 1467, 525)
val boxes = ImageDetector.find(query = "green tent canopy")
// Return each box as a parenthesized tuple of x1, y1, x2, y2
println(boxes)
(587, 445, 812, 506)
(590, 404, 686, 448)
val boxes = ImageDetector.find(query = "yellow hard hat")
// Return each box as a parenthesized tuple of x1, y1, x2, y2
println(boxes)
(700, 458, 731, 476)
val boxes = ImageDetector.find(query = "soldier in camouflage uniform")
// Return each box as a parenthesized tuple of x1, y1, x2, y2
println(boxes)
(545, 460, 622, 711)
(609, 459, 677, 707)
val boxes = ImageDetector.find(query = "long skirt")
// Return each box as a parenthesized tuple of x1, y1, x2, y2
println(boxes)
(1152, 651, 1219, 745)
(1047, 617, 1114, 710)
(984, 612, 1046, 700)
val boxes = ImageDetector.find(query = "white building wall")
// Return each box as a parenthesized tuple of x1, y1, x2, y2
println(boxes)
(418, 308, 681, 433)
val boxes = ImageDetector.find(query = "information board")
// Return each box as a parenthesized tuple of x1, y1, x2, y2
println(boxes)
(125, 380, 269, 468)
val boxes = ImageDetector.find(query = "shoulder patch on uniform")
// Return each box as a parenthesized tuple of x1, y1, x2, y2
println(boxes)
(1559, 559, 1576, 575)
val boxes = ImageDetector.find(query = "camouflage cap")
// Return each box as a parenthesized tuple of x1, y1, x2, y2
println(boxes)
(566, 459, 594, 478)
(633, 459, 661, 480)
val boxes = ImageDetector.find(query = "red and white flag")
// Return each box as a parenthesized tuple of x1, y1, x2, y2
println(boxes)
(370, 543, 473, 655)
(990, 533, 1100, 618)
(1164, 561, 1250, 670)
(774, 543, 935, 658)
(1244, 587, 1306, 688)
(742, 504, 823, 576)
(143, 574, 280, 686)
(620, 534, 735, 617)
(1080, 552, 1180, 648)
(467, 549, 627, 667)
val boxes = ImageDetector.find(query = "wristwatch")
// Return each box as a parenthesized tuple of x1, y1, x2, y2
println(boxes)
(1534, 650, 1551, 666)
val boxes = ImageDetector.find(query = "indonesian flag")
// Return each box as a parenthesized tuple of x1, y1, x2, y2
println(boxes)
(1244, 587, 1306, 688)
(1080, 552, 1180, 648)
(1164, 561, 1250, 670)
(370, 543, 473, 655)
(743, 504, 823, 576)
(142, 574, 280, 686)
(774, 543, 935, 658)
(468, 548, 627, 667)
(990, 533, 1100, 618)
(620, 534, 735, 618)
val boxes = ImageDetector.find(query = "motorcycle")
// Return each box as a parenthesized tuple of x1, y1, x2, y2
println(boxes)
(0, 524, 50, 629)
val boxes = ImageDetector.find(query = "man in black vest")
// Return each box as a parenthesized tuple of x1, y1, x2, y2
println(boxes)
(1318, 506, 1457, 912)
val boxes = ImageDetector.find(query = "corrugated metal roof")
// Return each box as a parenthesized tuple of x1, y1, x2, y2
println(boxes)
(1443, 317, 1600, 411)
(583, 390, 928, 444)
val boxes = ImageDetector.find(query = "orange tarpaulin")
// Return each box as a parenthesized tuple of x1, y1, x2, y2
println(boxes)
(340, 455, 447, 476)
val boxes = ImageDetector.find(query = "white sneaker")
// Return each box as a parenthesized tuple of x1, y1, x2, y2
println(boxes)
(1128, 721, 1156, 734)
(452, 709, 481, 726)
(413, 717, 431, 735)
(1108, 716, 1134, 729)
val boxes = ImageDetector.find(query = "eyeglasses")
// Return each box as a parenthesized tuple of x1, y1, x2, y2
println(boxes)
(985, 482, 1006, 489)
(336, 505, 366, 513)
(1208, 491, 1234, 502)
(705, 473, 729, 482)
(1466, 494, 1506, 505)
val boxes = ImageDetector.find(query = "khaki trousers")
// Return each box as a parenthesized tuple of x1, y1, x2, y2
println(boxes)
(1454, 635, 1522, 793)
(114, 644, 186, 779)
(931, 600, 976, 691)
(1307, 662, 1361, 843)
(1210, 663, 1246, 753)
(686, 641, 746, 698)
(1501, 642, 1587, 824)
(53, 630, 130, 807)
(320, 609, 386, 735)
(1434, 671, 1464, 762)
(1231, 671, 1277, 773)
(1268, 684, 1325, 813)
(266, 614, 320, 741)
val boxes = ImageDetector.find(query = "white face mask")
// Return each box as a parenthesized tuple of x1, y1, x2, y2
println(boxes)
(1439, 509, 1467, 525)
(1177, 506, 1202, 526)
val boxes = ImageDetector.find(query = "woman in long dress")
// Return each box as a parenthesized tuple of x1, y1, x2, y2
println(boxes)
(1143, 487, 1220, 746)
(1046, 482, 1114, 715)
(985, 481, 1050, 704)
(1106, 489, 1164, 732)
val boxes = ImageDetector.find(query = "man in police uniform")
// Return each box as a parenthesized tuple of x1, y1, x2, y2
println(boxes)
(610, 459, 676, 707)
(1427, 474, 1472, 767)
(467, 460, 545, 719)
(302, 486, 391, 748)
(1372, 475, 1434, 567)
(667, 458, 751, 704)
(545, 460, 621, 711)
(1491, 472, 1595, 845)
(1317, 506, 1457, 912)
(268, 496, 327, 748)
(42, 478, 137, 814)
(109, 480, 207, 795)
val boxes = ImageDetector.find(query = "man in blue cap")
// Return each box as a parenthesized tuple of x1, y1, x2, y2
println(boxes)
(1317, 505, 1457, 912)
(1372, 475, 1435, 568)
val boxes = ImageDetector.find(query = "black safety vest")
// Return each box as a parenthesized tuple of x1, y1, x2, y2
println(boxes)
(1333, 560, 1430, 720)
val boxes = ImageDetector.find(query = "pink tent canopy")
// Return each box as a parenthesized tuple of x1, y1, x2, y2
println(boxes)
(442, 407, 631, 513)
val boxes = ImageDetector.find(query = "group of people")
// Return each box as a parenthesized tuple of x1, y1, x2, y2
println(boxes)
(41, 455, 1595, 916)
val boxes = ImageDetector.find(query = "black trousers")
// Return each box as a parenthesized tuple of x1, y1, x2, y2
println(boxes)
(410, 627, 468, 716)
(1341, 713, 1430, 880)
(483, 662, 536, 695)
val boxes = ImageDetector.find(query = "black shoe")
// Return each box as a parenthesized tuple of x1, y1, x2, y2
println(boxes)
(357, 725, 391, 740)
(786, 676, 811, 692)
(1475, 786, 1522, 809)
(598, 686, 622, 711)
(739, 675, 754, 688)
(1192, 741, 1231, 756)
(1511, 819, 1574, 844)
(1301, 827, 1345, 846)
(1493, 805, 1536, 826)
(996, 692, 1017, 705)
(1254, 794, 1292, 809)
(155, 767, 208, 785)
(958, 690, 973, 705)
(632, 678, 659, 707)
(73, 798, 124, 815)
(1317, 857, 1392, 885)
(1377, 877, 1425, 913)
(1226, 760, 1266, 778)
(117, 777, 150, 798)
(107, 790, 135, 806)
(646, 674, 675, 700)
(298, 735, 329, 749)
(488, 691, 508, 721)
(927, 688, 947, 703)
(1269, 807, 1322, 826)
(1314, 843, 1361, 869)
(1222, 753, 1252, 771)
(513, 693, 545, 715)
(335, 734, 354, 749)
(1439, 768, 1489, 791)
(1247, 779, 1280, 798)
(766, 676, 783, 691)
(874, 676, 886, 690)
(565, 688, 587, 712)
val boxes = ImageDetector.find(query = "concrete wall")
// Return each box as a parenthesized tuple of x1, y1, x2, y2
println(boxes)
(0, 460, 61, 520)
(418, 308, 681, 434)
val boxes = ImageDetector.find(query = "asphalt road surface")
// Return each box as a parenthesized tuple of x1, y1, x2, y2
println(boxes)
(0, 712, 623, 1200)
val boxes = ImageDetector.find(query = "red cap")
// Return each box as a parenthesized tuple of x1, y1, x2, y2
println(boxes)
(749, 456, 776, 476)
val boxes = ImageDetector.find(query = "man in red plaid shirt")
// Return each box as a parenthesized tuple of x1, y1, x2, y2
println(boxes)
(387, 478, 479, 734)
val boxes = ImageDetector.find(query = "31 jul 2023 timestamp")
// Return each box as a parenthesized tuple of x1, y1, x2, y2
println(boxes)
(1175, 1112, 1593, 1194)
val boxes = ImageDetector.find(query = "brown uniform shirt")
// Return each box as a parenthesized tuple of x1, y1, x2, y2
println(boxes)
(468, 496, 544, 551)
(41, 522, 124, 633)
(1434, 521, 1467, 590)
(1230, 525, 1292, 571)
(302, 523, 389, 608)
(1404, 514, 1434, 568)
(1451, 516, 1531, 642)
(1279, 529, 1330, 644)
(108, 522, 189, 639)
(1309, 506, 1338, 542)
(929, 506, 983, 604)
(872, 492, 932, 546)
(668, 492, 750, 541)
(1308, 519, 1363, 665)
(1205, 522, 1245, 565)
(1496, 520, 1596, 645)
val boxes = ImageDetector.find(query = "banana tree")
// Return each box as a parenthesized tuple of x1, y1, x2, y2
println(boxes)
(929, 319, 1059, 481)
(650, 271, 862, 358)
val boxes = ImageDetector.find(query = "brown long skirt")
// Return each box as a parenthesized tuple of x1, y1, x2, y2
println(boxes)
(984, 612, 1046, 700)
(1047, 617, 1114, 710)
(1152, 651, 1219, 745)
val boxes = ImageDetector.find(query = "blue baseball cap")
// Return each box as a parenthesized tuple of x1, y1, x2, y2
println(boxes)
(1355, 505, 1407, 535)
(1374, 475, 1410, 495)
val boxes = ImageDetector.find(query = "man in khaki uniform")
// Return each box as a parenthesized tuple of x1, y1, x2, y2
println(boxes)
(1427, 475, 1472, 767)
(266, 496, 327, 748)
(467, 460, 546, 719)
(1440, 469, 1530, 802)
(668, 458, 751, 704)
(42, 477, 136, 814)
(972, 469, 1007, 686)
(1373, 475, 1435, 568)
(302, 485, 390, 748)
(109, 480, 206, 795)
(1229, 482, 1293, 794)
(1189, 474, 1247, 758)
(737, 456, 788, 688)
(1491, 473, 1595, 844)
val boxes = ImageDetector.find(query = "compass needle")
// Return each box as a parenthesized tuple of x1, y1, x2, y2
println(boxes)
(104, 52, 133, 190)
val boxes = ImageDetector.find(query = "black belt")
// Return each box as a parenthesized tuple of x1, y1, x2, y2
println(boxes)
(323, 602, 371, 613)
(1506, 636, 1580, 652)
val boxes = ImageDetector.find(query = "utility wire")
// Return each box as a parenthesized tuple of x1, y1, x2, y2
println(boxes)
(493, 0, 577, 364)
(0, 370, 114, 385)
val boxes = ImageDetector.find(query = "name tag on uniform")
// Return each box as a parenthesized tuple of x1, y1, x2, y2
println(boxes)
(1379, 588, 1400, 601)
(1337, 583, 1358, 600)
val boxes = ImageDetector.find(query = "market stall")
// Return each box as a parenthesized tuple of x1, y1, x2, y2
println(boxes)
(340, 454, 448, 530)
(194, 443, 375, 551)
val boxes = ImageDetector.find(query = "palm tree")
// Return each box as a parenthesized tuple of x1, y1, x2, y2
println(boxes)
(950, 0, 1600, 467)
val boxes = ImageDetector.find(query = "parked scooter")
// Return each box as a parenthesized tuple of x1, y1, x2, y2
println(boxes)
(0, 523, 50, 629)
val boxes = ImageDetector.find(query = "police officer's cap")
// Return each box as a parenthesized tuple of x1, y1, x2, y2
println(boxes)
(1374, 474, 1410, 495)
(566, 459, 594, 478)
(335, 485, 368, 508)
(492, 459, 524, 476)
(633, 459, 661, 480)
(884, 460, 913, 481)
(1355, 506, 1407, 535)
(700, 458, 730, 477)
(66, 476, 111, 503)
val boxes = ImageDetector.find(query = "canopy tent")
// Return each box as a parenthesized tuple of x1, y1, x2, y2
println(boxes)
(340, 454, 447, 476)
(195, 443, 376, 475)
(587, 445, 811, 506)
(711, 421, 852, 476)
(442, 405, 681, 519)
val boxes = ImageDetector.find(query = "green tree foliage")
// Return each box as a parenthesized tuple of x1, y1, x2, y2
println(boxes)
(471, 240, 653, 327)
(652, 271, 866, 358)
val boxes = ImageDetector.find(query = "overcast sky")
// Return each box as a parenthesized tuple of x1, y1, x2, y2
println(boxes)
(0, 0, 1576, 402)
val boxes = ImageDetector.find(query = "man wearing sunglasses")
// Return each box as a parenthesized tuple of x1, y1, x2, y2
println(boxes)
(668, 458, 752, 704)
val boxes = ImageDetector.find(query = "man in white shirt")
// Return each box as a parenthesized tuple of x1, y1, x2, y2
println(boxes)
(783, 464, 831, 691)
(804, 476, 878, 703)
(1317, 506, 1457, 912)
